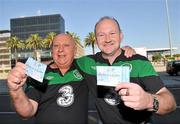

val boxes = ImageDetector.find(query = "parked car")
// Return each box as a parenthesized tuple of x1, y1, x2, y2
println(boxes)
(166, 60, 180, 76)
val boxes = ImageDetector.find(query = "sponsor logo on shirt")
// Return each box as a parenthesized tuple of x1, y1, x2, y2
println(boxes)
(57, 85, 74, 107)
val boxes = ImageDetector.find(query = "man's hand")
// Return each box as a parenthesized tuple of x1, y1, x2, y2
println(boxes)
(115, 83, 152, 110)
(7, 62, 27, 91)
(122, 46, 136, 58)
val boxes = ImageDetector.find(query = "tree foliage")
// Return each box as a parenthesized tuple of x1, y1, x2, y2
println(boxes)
(152, 53, 162, 62)
(44, 32, 56, 48)
(66, 31, 81, 44)
(84, 32, 96, 54)
(6, 36, 24, 63)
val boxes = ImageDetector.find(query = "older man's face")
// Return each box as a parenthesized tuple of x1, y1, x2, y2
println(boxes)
(52, 34, 76, 69)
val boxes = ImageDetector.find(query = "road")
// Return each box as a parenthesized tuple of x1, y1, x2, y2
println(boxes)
(159, 72, 180, 86)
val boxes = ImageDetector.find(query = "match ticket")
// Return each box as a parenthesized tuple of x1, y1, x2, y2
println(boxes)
(25, 57, 47, 82)
(97, 66, 130, 87)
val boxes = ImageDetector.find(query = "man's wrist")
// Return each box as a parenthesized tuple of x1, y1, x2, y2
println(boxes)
(147, 93, 154, 110)
(147, 94, 159, 112)
(8, 86, 24, 94)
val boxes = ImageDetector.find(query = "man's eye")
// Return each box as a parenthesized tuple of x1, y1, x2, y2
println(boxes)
(110, 32, 116, 35)
(98, 34, 104, 37)
(64, 44, 70, 47)
(53, 45, 58, 48)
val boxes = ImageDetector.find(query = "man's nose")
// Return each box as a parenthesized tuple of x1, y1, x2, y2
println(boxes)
(58, 45, 64, 52)
(105, 35, 111, 43)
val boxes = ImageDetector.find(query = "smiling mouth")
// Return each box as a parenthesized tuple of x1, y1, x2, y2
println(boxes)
(58, 55, 65, 58)
(104, 42, 114, 46)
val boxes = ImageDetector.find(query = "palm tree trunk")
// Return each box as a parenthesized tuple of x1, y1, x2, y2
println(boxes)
(14, 48, 18, 64)
(34, 48, 41, 62)
(92, 44, 95, 55)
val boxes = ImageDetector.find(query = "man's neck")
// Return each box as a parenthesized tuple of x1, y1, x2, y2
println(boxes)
(59, 68, 70, 75)
(102, 48, 122, 65)
(50, 63, 70, 75)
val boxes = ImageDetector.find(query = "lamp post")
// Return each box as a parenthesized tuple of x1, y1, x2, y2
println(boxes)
(165, 0, 173, 57)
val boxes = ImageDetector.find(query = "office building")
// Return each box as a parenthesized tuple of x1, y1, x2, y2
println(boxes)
(0, 30, 11, 79)
(10, 14, 65, 40)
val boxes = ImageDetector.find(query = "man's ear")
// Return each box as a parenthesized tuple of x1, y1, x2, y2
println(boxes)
(51, 49, 53, 56)
(74, 45, 77, 56)
(120, 32, 124, 40)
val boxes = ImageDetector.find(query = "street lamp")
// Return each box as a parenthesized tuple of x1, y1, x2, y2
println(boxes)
(165, 0, 173, 57)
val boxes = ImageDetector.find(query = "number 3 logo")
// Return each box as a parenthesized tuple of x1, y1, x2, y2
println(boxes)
(57, 85, 74, 107)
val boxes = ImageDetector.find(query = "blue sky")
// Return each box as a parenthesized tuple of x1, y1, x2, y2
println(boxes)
(0, 0, 179, 54)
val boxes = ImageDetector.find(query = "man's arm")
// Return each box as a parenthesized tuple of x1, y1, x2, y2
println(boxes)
(148, 87, 176, 115)
(7, 62, 38, 118)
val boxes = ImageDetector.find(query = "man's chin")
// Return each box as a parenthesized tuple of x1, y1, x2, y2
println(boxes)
(102, 51, 114, 57)
(102, 48, 121, 56)
(57, 61, 67, 66)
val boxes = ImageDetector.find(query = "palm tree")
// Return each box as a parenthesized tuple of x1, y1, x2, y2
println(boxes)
(152, 53, 162, 62)
(66, 31, 81, 44)
(84, 32, 96, 54)
(44, 32, 56, 48)
(26, 34, 44, 61)
(6, 36, 24, 63)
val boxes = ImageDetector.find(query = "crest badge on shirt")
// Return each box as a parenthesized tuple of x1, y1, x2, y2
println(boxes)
(57, 85, 74, 107)
(73, 69, 83, 79)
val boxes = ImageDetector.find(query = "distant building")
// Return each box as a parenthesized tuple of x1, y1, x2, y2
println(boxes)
(0, 30, 11, 79)
(10, 14, 65, 40)
(135, 47, 178, 61)
(134, 47, 147, 57)
(147, 47, 178, 61)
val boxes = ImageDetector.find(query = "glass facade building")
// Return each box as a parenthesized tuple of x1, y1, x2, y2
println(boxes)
(10, 14, 65, 40)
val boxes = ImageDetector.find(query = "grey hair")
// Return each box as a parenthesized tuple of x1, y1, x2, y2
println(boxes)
(94, 16, 121, 37)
